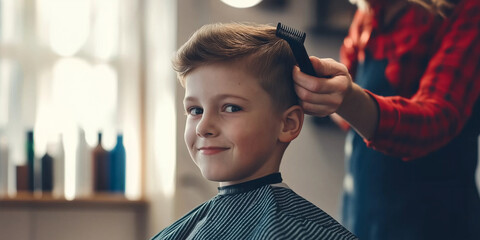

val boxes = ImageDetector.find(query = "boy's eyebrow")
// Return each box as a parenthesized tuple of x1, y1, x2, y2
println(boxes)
(184, 94, 250, 103)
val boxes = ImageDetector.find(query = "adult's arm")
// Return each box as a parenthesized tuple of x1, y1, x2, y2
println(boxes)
(293, 0, 480, 159)
(293, 59, 378, 141)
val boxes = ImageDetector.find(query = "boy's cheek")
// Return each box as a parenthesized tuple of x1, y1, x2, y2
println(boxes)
(184, 123, 196, 146)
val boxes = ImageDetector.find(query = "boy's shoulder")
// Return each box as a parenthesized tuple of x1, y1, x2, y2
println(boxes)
(150, 198, 214, 240)
(256, 184, 358, 239)
(269, 184, 337, 222)
(151, 183, 357, 240)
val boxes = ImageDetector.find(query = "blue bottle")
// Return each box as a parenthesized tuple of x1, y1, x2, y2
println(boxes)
(109, 134, 126, 193)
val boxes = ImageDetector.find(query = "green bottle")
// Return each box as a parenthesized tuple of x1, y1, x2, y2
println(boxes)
(26, 130, 34, 192)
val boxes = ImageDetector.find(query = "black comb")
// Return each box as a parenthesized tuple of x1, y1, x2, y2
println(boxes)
(276, 22, 317, 77)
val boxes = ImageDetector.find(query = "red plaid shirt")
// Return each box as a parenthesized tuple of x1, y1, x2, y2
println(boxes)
(341, 0, 480, 160)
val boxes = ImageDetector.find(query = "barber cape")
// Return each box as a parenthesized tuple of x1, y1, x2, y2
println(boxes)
(151, 173, 357, 240)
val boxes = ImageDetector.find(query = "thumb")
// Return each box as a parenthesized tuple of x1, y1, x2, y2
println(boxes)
(309, 56, 349, 77)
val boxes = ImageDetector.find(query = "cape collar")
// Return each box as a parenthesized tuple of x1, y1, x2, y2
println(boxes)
(217, 173, 282, 195)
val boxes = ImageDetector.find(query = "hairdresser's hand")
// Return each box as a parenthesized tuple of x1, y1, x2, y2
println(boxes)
(293, 56, 379, 140)
(293, 57, 353, 118)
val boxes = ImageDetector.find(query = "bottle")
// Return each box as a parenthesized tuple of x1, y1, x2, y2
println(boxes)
(53, 134, 65, 197)
(76, 128, 92, 197)
(110, 134, 126, 193)
(16, 165, 29, 192)
(26, 130, 34, 192)
(92, 132, 110, 192)
(41, 150, 53, 193)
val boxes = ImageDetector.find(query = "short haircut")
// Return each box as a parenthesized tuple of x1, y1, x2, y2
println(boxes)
(173, 22, 299, 111)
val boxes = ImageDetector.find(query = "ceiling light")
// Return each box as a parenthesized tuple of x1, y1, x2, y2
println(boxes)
(220, 0, 262, 8)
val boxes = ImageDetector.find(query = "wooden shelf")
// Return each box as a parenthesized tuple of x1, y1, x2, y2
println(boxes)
(0, 193, 148, 209)
(0, 193, 149, 240)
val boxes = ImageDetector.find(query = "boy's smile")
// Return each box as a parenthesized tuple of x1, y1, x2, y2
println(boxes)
(197, 146, 230, 155)
(183, 61, 285, 186)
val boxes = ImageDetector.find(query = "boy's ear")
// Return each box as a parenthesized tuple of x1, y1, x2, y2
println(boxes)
(278, 105, 304, 143)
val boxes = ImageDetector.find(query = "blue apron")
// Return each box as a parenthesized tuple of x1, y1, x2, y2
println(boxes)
(341, 51, 480, 240)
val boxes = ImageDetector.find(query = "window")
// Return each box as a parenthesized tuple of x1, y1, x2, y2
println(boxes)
(0, 0, 142, 200)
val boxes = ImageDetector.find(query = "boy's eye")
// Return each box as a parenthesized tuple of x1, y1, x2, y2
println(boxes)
(188, 107, 203, 116)
(225, 105, 242, 113)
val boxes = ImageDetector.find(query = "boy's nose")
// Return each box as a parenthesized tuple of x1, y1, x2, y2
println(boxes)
(196, 114, 218, 137)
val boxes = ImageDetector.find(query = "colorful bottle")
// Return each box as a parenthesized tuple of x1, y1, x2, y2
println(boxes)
(16, 165, 29, 192)
(110, 134, 126, 193)
(92, 132, 110, 192)
(26, 130, 34, 192)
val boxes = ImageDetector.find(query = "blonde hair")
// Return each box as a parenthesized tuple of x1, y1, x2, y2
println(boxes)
(351, 0, 456, 17)
(173, 22, 298, 111)
(409, 0, 455, 17)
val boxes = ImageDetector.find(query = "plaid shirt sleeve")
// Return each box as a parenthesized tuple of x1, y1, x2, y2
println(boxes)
(365, 0, 480, 160)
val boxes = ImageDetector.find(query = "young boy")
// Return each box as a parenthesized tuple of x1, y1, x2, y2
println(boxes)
(151, 22, 357, 240)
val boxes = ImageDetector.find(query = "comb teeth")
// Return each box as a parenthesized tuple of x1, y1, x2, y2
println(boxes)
(275, 22, 317, 77)
(276, 22, 306, 44)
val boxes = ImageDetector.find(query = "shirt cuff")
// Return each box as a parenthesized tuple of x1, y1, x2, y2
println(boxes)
(362, 89, 397, 149)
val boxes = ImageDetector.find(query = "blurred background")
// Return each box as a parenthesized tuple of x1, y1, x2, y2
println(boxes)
(4, 0, 473, 240)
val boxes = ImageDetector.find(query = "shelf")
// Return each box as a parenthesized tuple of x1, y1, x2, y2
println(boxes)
(0, 193, 149, 240)
(0, 193, 148, 209)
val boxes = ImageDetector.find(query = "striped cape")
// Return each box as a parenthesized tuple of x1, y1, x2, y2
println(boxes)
(151, 173, 357, 240)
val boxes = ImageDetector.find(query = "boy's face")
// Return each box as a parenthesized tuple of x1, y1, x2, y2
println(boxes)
(183, 62, 284, 186)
